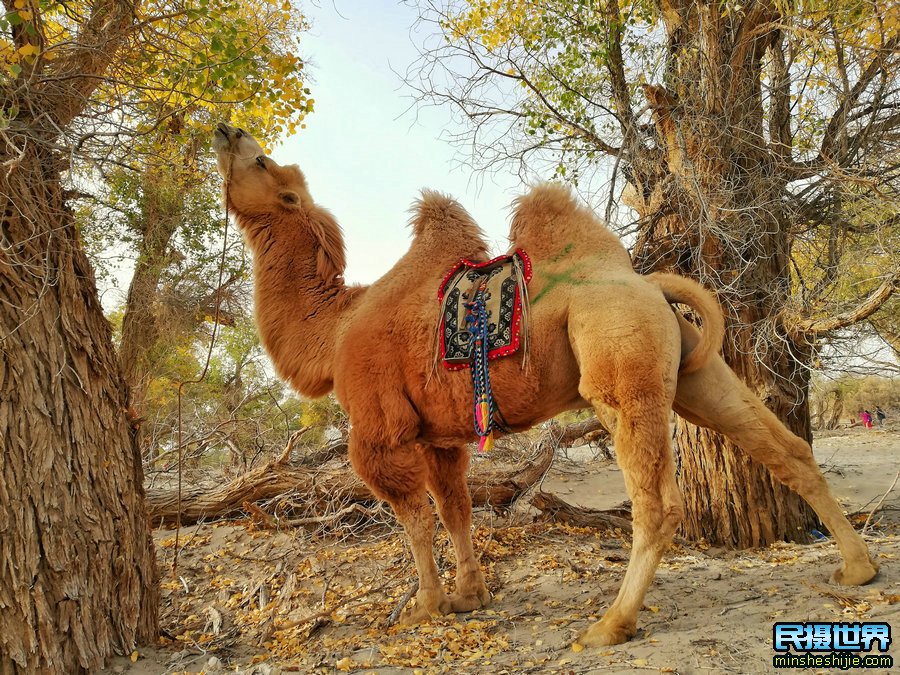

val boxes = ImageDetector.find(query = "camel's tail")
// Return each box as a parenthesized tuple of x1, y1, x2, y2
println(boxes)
(647, 272, 725, 374)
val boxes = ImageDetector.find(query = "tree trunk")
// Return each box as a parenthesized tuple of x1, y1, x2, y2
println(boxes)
(825, 391, 844, 431)
(629, 133, 819, 546)
(118, 169, 186, 414)
(531, 492, 633, 533)
(624, 9, 819, 547)
(0, 148, 159, 673)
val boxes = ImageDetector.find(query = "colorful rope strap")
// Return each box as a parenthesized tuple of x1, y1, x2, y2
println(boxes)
(465, 277, 498, 453)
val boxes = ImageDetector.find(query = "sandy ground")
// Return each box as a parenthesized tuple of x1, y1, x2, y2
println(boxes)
(101, 428, 899, 675)
(543, 426, 900, 515)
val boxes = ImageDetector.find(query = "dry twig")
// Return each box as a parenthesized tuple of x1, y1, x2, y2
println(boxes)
(862, 469, 900, 534)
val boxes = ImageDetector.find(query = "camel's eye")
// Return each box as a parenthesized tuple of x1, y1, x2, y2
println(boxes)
(236, 128, 244, 138)
(255, 156, 266, 169)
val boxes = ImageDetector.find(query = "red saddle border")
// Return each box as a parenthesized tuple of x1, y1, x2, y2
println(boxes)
(437, 249, 533, 371)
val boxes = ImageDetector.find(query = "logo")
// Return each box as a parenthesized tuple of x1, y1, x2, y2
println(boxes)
(772, 622, 892, 670)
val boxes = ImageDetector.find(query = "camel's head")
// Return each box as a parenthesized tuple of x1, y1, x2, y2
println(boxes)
(212, 123, 347, 282)
(212, 122, 310, 219)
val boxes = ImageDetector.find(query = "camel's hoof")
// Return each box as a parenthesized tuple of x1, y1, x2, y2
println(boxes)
(399, 604, 436, 625)
(449, 586, 492, 613)
(574, 617, 637, 648)
(831, 557, 879, 586)
(399, 594, 452, 625)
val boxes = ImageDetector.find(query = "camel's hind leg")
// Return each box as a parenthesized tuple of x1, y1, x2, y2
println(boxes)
(576, 402, 684, 647)
(423, 445, 491, 612)
(672, 319, 878, 585)
(348, 438, 450, 623)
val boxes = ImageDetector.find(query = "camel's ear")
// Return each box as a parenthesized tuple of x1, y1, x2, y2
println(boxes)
(307, 206, 347, 282)
(278, 190, 301, 208)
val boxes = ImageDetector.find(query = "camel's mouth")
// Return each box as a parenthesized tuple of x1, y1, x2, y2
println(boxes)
(212, 123, 232, 153)
(212, 123, 265, 161)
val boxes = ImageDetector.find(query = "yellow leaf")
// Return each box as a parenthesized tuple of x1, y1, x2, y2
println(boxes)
(130, 651, 139, 662)
(571, 642, 585, 653)
(336, 657, 353, 672)
(17, 44, 37, 57)
(13, 0, 25, 8)
(648, 605, 660, 613)
(633, 658, 649, 666)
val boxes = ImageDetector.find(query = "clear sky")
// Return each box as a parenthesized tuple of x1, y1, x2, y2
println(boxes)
(270, 0, 527, 285)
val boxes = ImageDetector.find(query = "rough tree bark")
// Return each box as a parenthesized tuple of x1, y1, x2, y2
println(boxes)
(0, 145, 159, 674)
(531, 492, 633, 533)
(605, 8, 797, 546)
(0, 1, 158, 672)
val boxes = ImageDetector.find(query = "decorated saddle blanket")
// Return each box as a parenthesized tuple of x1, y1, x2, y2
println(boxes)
(437, 250, 532, 370)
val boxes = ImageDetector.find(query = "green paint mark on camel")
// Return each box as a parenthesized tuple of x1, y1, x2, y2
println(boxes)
(531, 265, 591, 305)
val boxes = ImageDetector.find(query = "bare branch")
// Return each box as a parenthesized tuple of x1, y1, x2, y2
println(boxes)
(819, 34, 900, 164)
(786, 270, 900, 337)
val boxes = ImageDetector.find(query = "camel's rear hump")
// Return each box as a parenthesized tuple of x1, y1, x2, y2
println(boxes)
(509, 184, 631, 266)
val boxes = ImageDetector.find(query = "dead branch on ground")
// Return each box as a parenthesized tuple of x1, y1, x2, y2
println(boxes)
(556, 416, 611, 447)
(531, 491, 633, 533)
(862, 468, 900, 534)
(147, 432, 555, 526)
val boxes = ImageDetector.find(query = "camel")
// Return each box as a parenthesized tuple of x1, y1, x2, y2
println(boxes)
(212, 123, 878, 648)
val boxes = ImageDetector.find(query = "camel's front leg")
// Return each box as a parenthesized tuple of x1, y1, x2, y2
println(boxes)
(348, 438, 451, 623)
(392, 490, 453, 623)
(425, 445, 491, 612)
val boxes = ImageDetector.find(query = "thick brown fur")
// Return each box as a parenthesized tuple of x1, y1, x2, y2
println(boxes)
(213, 125, 878, 648)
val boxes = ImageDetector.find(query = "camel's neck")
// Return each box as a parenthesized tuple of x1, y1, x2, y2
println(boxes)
(242, 213, 359, 398)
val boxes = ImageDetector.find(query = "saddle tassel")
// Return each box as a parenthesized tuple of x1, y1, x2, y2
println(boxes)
(475, 394, 494, 453)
